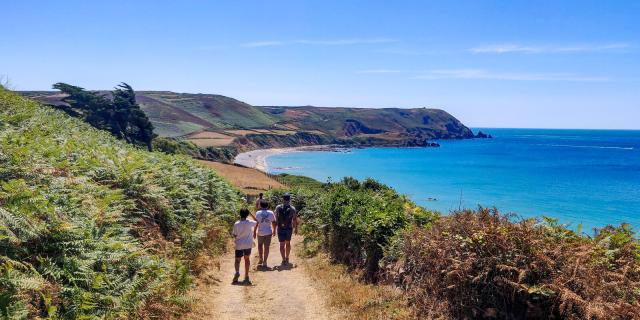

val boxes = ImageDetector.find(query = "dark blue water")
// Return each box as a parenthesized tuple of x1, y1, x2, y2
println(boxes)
(267, 129, 640, 231)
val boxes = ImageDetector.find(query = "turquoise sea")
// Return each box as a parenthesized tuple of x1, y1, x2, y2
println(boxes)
(266, 129, 640, 231)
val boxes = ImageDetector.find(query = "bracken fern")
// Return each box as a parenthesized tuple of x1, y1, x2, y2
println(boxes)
(0, 89, 242, 319)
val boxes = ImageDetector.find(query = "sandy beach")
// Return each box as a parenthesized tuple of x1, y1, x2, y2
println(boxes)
(234, 145, 342, 172)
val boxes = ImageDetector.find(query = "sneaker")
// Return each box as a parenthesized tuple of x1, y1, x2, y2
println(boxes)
(232, 273, 240, 284)
(281, 259, 286, 266)
(285, 258, 290, 265)
(243, 277, 252, 285)
(258, 259, 263, 266)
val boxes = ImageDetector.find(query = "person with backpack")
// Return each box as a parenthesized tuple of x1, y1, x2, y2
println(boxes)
(232, 208, 257, 284)
(274, 193, 297, 266)
(253, 199, 276, 269)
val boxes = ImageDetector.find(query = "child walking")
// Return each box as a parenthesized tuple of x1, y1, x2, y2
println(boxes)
(254, 199, 276, 269)
(232, 208, 257, 284)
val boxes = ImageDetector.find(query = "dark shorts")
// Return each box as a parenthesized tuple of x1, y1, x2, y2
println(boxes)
(277, 228, 293, 242)
(235, 248, 251, 258)
(257, 235, 272, 247)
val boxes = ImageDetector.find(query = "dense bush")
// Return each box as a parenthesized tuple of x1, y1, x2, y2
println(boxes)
(281, 175, 639, 319)
(0, 90, 242, 318)
(287, 177, 437, 281)
(393, 208, 640, 319)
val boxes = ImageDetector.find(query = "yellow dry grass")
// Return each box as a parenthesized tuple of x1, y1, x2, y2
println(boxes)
(299, 251, 414, 320)
(224, 129, 260, 136)
(223, 129, 297, 136)
(188, 138, 235, 147)
(198, 160, 284, 195)
(188, 131, 233, 139)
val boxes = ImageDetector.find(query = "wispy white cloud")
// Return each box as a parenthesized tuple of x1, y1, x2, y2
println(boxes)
(470, 43, 631, 54)
(241, 38, 397, 48)
(413, 69, 609, 81)
(241, 41, 285, 48)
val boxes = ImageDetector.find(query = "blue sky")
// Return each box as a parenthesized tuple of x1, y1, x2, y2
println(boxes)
(3, 0, 639, 129)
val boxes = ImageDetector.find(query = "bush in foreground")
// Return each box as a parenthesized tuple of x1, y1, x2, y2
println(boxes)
(282, 176, 639, 319)
(0, 89, 241, 318)
(284, 177, 437, 281)
(393, 209, 640, 319)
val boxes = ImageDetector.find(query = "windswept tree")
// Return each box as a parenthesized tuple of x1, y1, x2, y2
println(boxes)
(52, 82, 156, 150)
(112, 83, 156, 150)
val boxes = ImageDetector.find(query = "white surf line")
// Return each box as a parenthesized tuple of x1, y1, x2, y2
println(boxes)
(537, 144, 634, 150)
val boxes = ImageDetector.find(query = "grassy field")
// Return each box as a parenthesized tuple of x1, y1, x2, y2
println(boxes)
(198, 161, 284, 195)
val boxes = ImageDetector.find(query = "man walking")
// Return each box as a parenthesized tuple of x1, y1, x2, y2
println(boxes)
(274, 193, 297, 266)
(253, 199, 276, 269)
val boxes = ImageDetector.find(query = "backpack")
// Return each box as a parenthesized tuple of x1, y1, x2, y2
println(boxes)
(276, 204, 295, 229)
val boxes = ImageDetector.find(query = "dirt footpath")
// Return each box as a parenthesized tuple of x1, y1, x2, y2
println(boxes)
(188, 235, 338, 320)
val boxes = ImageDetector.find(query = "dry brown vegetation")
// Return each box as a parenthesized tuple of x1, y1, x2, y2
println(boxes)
(299, 251, 413, 320)
(188, 137, 235, 147)
(186, 131, 236, 147)
(224, 129, 262, 136)
(281, 178, 640, 320)
(390, 209, 640, 319)
(188, 131, 234, 139)
(198, 160, 284, 195)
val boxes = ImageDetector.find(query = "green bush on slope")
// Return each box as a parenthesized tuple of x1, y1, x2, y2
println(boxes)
(0, 90, 242, 319)
(276, 177, 437, 281)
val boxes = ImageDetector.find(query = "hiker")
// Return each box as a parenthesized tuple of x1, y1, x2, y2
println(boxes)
(232, 208, 257, 284)
(255, 193, 264, 210)
(253, 199, 276, 268)
(274, 193, 297, 265)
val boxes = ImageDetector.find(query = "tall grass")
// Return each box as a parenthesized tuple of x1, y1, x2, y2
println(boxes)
(0, 89, 242, 318)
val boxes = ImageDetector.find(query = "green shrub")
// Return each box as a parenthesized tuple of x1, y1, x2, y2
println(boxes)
(0, 89, 242, 319)
(295, 177, 437, 281)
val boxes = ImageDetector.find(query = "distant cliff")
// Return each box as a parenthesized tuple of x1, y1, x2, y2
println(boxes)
(21, 91, 477, 154)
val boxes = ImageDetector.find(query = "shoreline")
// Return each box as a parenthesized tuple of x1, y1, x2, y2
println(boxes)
(233, 145, 344, 172)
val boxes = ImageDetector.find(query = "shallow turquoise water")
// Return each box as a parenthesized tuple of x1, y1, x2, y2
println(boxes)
(266, 129, 640, 231)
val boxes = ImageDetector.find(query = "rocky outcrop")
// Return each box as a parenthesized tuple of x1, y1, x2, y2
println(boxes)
(342, 119, 386, 136)
(475, 131, 493, 138)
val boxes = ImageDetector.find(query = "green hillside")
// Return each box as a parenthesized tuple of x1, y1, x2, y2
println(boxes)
(0, 89, 241, 318)
(22, 91, 475, 142)
(260, 105, 474, 139)
(136, 92, 279, 136)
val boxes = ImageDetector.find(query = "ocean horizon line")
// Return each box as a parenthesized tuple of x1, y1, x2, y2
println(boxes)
(471, 126, 640, 131)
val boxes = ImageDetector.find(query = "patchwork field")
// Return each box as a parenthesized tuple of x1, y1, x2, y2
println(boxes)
(198, 160, 284, 195)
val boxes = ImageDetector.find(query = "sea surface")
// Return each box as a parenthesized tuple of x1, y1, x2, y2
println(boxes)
(266, 129, 640, 231)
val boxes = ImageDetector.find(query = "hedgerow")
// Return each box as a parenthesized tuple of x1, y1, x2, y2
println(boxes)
(0, 89, 242, 319)
(282, 175, 639, 319)
(279, 177, 437, 281)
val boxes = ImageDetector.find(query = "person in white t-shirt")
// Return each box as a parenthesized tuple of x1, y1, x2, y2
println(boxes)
(253, 199, 276, 269)
(232, 208, 257, 284)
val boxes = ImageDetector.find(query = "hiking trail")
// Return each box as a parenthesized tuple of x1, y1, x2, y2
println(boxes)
(188, 235, 339, 320)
